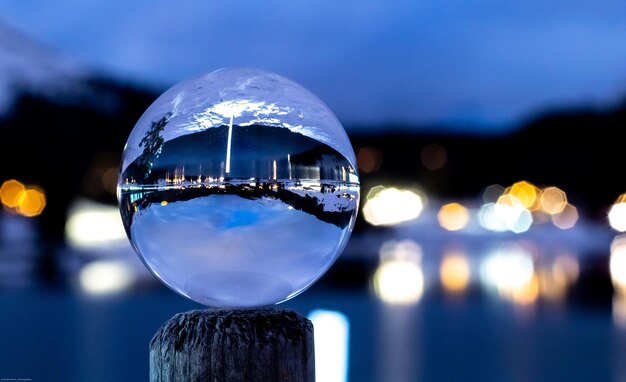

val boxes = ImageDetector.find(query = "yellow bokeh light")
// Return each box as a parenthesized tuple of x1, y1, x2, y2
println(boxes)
(437, 203, 469, 231)
(373, 260, 424, 305)
(509, 181, 540, 210)
(440, 252, 470, 293)
(551, 203, 578, 229)
(0, 179, 25, 208)
(539, 187, 567, 215)
(374, 240, 424, 305)
(609, 202, 626, 232)
(511, 275, 539, 305)
(16, 187, 47, 217)
(161, 201, 168, 206)
(497, 194, 521, 208)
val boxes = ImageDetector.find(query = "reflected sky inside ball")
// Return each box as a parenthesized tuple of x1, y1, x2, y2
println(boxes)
(122, 68, 356, 175)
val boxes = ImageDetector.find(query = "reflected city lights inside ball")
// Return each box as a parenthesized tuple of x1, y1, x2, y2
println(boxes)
(117, 68, 360, 308)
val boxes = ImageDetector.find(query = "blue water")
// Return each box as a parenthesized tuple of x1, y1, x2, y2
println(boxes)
(0, 285, 619, 382)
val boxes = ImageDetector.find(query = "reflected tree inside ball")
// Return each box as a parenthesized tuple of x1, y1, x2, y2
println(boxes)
(118, 68, 360, 307)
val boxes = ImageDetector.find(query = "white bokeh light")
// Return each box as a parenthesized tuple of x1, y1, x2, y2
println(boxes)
(362, 187, 424, 226)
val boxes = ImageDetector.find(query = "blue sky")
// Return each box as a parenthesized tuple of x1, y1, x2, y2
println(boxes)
(1, 1, 625, 132)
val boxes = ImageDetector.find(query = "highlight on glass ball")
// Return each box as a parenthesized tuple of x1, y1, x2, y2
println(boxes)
(117, 68, 360, 308)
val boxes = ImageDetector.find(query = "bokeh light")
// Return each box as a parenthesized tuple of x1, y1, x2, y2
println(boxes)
(363, 187, 424, 226)
(0, 179, 25, 208)
(356, 146, 383, 174)
(495, 194, 533, 233)
(540, 187, 567, 215)
(510, 275, 539, 305)
(16, 187, 46, 217)
(65, 200, 127, 248)
(553, 255, 580, 284)
(537, 268, 567, 301)
(79, 261, 135, 295)
(440, 251, 470, 293)
(481, 245, 537, 304)
(373, 261, 424, 305)
(420, 143, 447, 171)
(537, 255, 579, 301)
(531, 210, 551, 225)
(101, 166, 118, 195)
(480, 182, 576, 233)
(378, 240, 423, 263)
(509, 181, 540, 210)
(609, 201, 626, 232)
(551, 203, 578, 229)
(478, 203, 507, 232)
(373, 240, 424, 305)
(482, 184, 505, 204)
(437, 203, 469, 231)
(0, 180, 46, 217)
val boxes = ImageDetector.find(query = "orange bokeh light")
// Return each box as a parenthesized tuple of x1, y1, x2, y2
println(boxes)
(17, 187, 47, 217)
(0, 179, 26, 208)
(509, 181, 540, 210)
(438, 202, 469, 231)
(540, 186, 567, 215)
(511, 275, 540, 305)
(1, 180, 46, 217)
(440, 252, 470, 292)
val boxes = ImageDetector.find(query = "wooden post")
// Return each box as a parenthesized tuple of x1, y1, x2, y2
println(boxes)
(150, 309, 315, 382)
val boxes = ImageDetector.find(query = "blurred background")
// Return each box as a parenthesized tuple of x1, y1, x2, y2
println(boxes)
(1, 1, 626, 381)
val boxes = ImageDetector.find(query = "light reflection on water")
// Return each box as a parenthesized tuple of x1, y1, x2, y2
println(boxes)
(0, 211, 624, 381)
(377, 303, 420, 382)
(308, 309, 350, 382)
(0, 272, 621, 381)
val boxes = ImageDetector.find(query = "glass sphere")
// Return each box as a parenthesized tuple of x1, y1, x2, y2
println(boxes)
(118, 68, 360, 307)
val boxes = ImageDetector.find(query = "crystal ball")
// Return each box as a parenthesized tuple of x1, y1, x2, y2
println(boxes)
(118, 68, 360, 307)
